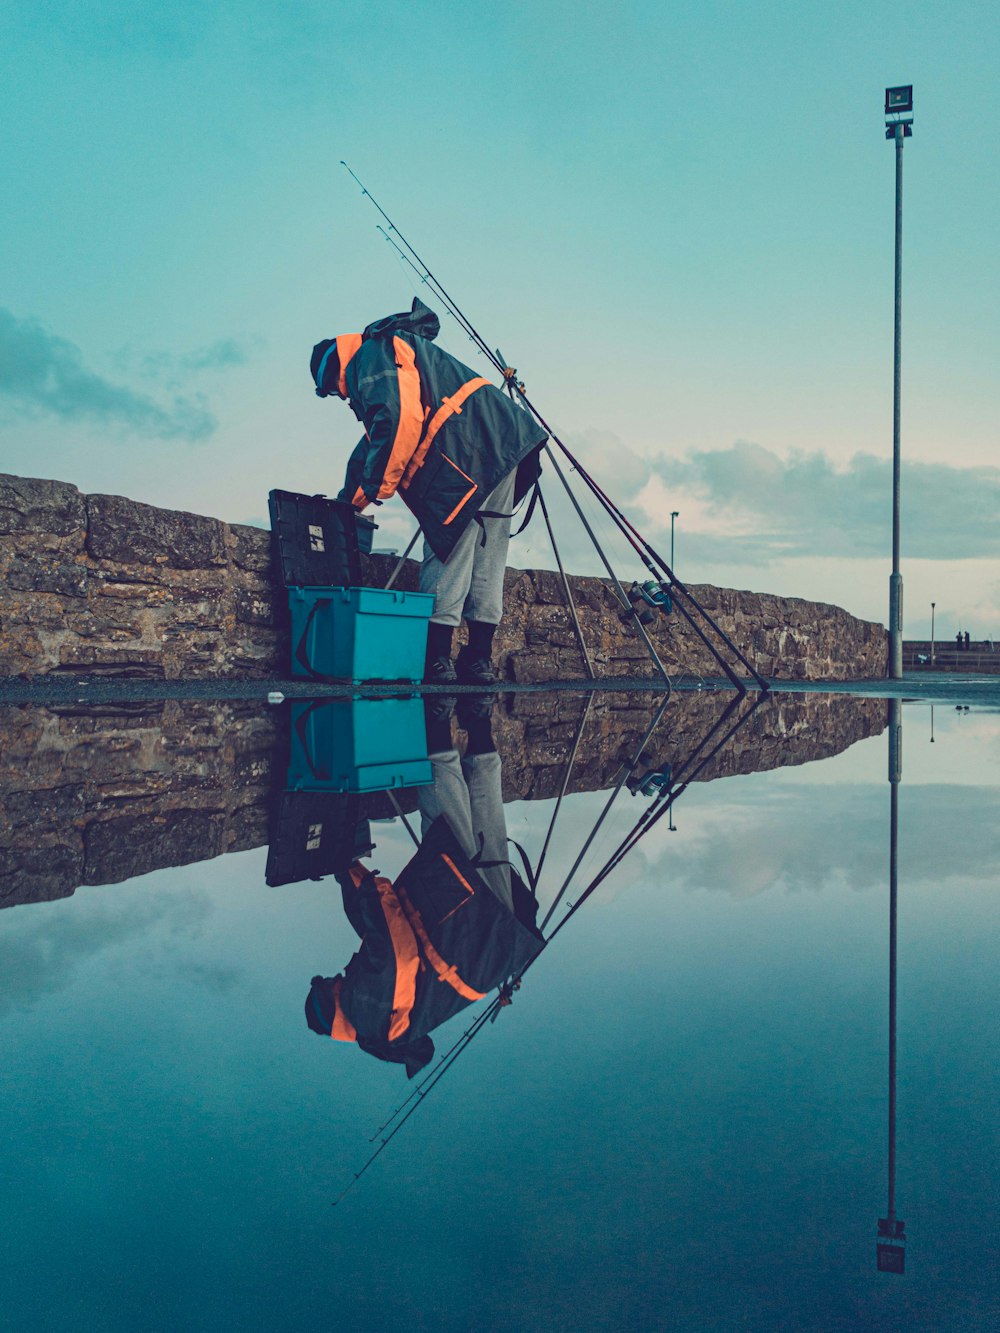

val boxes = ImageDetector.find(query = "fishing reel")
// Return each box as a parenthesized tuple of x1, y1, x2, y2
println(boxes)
(619, 579, 673, 627)
(626, 762, 672, 798)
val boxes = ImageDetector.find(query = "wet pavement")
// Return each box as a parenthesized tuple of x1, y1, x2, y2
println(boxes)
(1, 685, 997, 1330)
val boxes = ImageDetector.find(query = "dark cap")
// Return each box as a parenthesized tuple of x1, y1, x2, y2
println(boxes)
(310, 339, 339, 398)
(305, 974, 337, 1034)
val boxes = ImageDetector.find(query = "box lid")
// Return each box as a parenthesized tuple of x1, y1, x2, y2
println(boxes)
(268, 489, 374, 588)
(265, 790, 372, 887)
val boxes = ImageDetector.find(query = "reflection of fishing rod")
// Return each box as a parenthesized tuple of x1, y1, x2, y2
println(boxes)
(364, 694, 593, 1148)
(540, 693, 671, 931)
(332, 692, 763, 1203)
(343, 163, 767, 695)
(531, 694, 594, 889)
(547, 692, 767, 940)
(363, 696, 592, 1147)
(335, 994, 506, 1203)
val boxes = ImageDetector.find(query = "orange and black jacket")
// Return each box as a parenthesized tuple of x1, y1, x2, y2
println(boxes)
(312, 299, 547, 563)
(305, 816, 544, 1077)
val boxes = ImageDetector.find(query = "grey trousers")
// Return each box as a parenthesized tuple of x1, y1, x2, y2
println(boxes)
(417, 749, 512, 913)
(418, 469, 516, 627)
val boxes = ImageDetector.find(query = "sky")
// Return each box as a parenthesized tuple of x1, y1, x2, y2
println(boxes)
(3, 0, 999, 637)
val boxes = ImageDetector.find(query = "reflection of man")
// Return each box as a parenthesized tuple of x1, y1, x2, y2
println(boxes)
(310, 298, 546, 686)
(305, 701, 543, 1076)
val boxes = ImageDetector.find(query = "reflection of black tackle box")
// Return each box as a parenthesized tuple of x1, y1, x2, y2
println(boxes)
(268, 489, 375, 589)
(265, 791, 373, 888)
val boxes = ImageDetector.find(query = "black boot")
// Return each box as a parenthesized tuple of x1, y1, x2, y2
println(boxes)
(456, 620, 498, 685)
(456, 693, 496, 741)
(424, 621, 457, 685)
(424, 699, 455, 751)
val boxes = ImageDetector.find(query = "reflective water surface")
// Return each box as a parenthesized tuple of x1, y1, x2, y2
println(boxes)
(1, 691, 998, 1331)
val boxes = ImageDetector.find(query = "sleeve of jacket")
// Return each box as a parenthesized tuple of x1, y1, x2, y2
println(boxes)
(338, 436, 370, 505)
(349, 336, 425, 509)
(339, 864, 393, 971)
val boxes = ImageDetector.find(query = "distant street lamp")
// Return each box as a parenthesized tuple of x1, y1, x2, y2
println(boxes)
(670, 511, 679, 570)
(930, 601, 936, 666)
(885, 84, 914, 680)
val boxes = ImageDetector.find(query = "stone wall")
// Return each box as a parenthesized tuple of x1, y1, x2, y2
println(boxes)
(0, 691, 887, 910)
(0, 473, 888, 682)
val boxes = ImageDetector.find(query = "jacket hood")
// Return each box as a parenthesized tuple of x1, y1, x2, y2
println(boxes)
(362, 297, 440, 344)
(311, 300, 439, 398)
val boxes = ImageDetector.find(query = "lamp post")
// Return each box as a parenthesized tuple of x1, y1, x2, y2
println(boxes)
(877, 697, 906, 1273)
(930, 601, 936, 666)
(670, 511, 679, 570)
(885, 84, 913, 680)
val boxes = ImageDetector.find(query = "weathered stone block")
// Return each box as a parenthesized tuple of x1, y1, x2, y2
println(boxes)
(7, 555, 89, 597)
(0, 843, 83, 907)
(56, 644, 165, 676)
(83, 810, 228, 883)
(235, 588, 277, 626)
(0, 474, 86, 540)
(231, 523, 272, 573)
(87, 493, 227, 569)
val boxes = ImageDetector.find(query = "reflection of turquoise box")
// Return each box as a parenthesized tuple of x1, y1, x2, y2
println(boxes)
(287, 698, 432, 793)
(289, 586, 433, 683)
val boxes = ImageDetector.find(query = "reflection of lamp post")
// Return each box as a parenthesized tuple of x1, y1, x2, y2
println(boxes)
(930, 602, 936, 666)
(885, 84, 913, 681)
(930, 704, 935, 744)
(877, 696, 906, 1273)
(670, 511, 679, 569)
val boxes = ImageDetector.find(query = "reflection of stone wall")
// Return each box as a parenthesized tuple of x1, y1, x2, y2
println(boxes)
(1, 473, 887, 681)
(0, 693, 886, 910)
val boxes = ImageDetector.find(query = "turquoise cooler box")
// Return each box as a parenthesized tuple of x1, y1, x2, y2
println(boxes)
(289, 586, 434, 683)
(287, 697, 432, 794)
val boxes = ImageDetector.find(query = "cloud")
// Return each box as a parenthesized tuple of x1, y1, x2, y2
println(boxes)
(0, 890, 215, 1020)
(117, 335, 263, 383)
(650, 782, 1000, 900)
(521, 431, 1000, 577)
(651, 441, 1000, 562)
(0, 307, 215, 440)
(180, 338, 257, 372)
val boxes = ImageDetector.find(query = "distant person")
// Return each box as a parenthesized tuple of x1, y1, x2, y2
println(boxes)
(956, 632, 963, 651)
(964, 631, 971, 649)
(310, 299, 547, 686)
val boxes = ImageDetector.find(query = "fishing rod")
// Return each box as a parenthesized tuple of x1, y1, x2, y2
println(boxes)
(336, 992, 506, 1204)
(364, 689, 593, 1146)
(544, 691, 766, 944)
(372, 207, 670, 681)
(341, 698, 670, 1192)
(533, 437, 769, 693)
(333, 690, 765, 1203)
(344, 164, 768, 694)
(542, 695, 747, 940)
(365, 691, 592, 1146)
(377, 203, 670, 682)
(377, 206, 676, 685)
(531, 693, 594, 889)
(539, 692, 671, 931)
